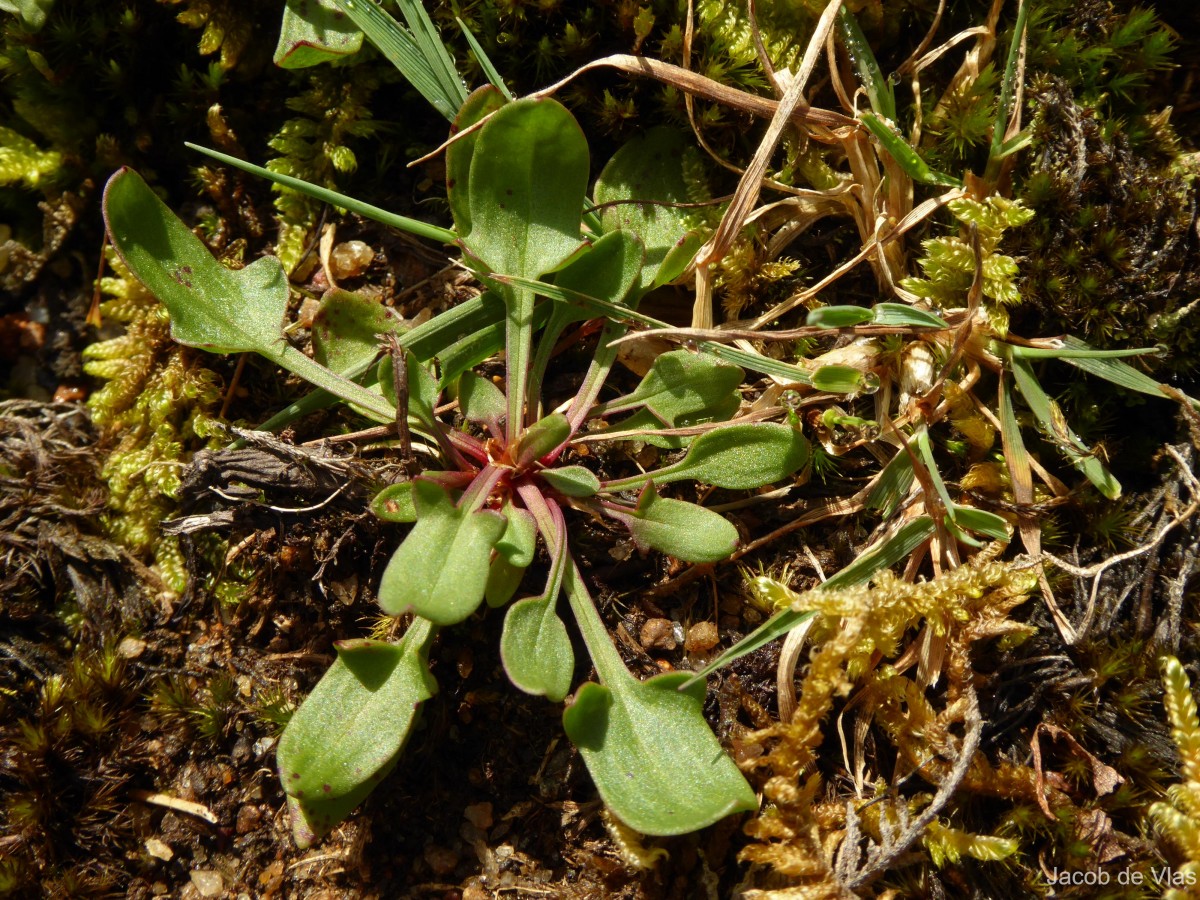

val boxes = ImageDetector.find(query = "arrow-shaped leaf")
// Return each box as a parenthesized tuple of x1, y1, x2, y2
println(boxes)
(605, 482, 738, 563)
(562, 561, 756, 835)
(605, 422, 809, 492)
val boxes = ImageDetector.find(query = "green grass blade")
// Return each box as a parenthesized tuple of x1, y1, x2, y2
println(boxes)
(185, 143, 455, 244)
(990, 0, 1030, 160)
(391, 0, 468, 115)
(1054, 337, 1194, 405)
(686, 516, 936, 682)
(487, 272, 815, 385)
(836, 5, 895, 121)
(1009, 352, 1121, 499)
(861, 112, 962, 187)
(457, 16, 513, 101)
(330, 0, 464, 120)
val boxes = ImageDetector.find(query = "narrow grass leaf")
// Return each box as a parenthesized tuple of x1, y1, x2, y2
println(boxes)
(1010, 353, 1121, 499)
(457, 17, 513, 100)
(688, 516, 937, 680)
(185, 143, 455, 244)
(861, 112, 962, 188)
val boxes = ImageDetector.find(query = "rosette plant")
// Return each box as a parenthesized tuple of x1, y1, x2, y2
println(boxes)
(103, 83, 812, 842)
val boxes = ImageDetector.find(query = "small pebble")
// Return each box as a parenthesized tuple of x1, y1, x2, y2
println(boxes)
(684, 621, 720, 654)
(236, 805, 263, 834)
(189, 869, 223, 898)
(640, 618, 677, 651)
(463, 802, 493, 830)
(329, 240, 374, 280)
(423, 843, 459, 876)
(118, 636, 147, 659)
(145, 838, 173, 861)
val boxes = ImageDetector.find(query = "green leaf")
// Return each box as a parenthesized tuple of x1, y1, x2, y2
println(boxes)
(594, 127, 703, 296)
(501, 526, 573, 702)
(328, 0, 465, 121)
(806, 305, 873, 328)
(256, 291, 505, 435)
(552, 230, 644, 319)
(377, 479, 507, 624)
(595, 349, 744, 426)
(445, 86, 506, 238)
(686, 609, 817, 685)
(606, 482, 739, 563)
(185, 143, 456, 245)
(275, 0, 363, 69)
(464, 97, 588, 434)
(655, 231, 706, 287)
(486, 270, 818, 386)
(311, 288, 397, 374)
(378, 353, 439, 431)
(455, 370, 507, 424)
(485, 556, 526, 608)
(860, 112, 962, 188)
(810, 365, 872, 394)
(606, 423, 809, 492)
(607, 398, 742, 450)
(563, 673, 756, 834)
(562, 561, 756, 835)
(456, 17, 513, 101)
(484, 500, 537, 607)
(871, 303, 947, 329)
(823, 516, 936, 589)
(277, 618, 437, 846)
(865, 450, 915, 517)
(990, 0, 1030, 161)
(371, 482, 417, 523)
(502, 593, 574, 701)
(1009, 353, 1121, 499)
(437, 299, 550, 389)
(0, 0, 52, 31)
(495, 500, 537, 568)
(513, 413, 571, 469)
(104, 169, 289, 355)
(103, 168, 397, 421)
(948, 504, 1011, 542)
(836, 5, 895, 121)
(538, 465, 601, 497)
(463, 97, 588, 279)
(1050, 336, 1187, 404)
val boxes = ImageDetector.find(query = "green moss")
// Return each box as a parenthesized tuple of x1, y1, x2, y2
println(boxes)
(83, 250, 222, 592)
(265, 63, 385, 272)
(900, 196, 1035, 335)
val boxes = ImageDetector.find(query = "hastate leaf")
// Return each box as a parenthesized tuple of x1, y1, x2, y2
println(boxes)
(605, 482, 738, 563)
(103, 168, 289, 355)
(563, 671, 757, 835)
